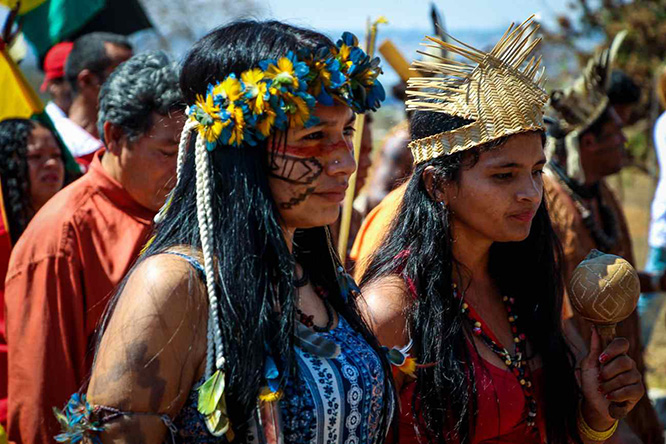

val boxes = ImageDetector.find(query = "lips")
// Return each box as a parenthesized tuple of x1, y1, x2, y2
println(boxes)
(312, 185, 348, 203)
(40, 173, 61, 183)
(509, 210, 536, 222)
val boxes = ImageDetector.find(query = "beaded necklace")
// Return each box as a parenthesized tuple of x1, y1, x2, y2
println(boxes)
(294, 267, 335, 332)
(456, 286, 538, 428)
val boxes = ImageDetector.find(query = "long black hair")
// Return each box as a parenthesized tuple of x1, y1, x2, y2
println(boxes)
(99, 20, 394, 440)
(0, 118, 71, 244)
(361, 110, 581, 444)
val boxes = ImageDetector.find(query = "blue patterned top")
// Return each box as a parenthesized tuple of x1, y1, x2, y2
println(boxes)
(172, 316, 387, 444)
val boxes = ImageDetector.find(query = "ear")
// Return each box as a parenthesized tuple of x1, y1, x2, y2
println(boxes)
(103, 121, 125, 155)
(421, 166, 448, 204)
(76, 69, 100, 92)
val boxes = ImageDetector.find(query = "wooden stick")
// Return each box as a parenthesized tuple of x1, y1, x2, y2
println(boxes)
(337, 16, 385, 261)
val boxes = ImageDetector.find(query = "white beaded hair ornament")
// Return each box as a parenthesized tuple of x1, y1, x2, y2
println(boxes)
(406, 15, 548, 165)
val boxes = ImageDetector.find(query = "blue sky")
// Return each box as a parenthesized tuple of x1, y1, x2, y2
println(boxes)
(265, 0, 573, 32)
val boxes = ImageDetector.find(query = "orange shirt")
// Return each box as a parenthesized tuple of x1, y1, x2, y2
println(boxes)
(350, 183, 406, 282)
(4, 153, 155, 444)
(0, 210, 11, 426)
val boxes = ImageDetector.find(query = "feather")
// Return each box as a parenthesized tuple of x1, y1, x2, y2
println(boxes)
(197, 369, 231, 437)
(294, 323, 340, 358)
(197, 369, 225, 416)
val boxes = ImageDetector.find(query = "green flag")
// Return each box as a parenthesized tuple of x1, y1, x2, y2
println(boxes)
(19, 0, 106, 58)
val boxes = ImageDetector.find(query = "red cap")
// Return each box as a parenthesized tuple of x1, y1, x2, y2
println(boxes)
(40, 42, 74, 92)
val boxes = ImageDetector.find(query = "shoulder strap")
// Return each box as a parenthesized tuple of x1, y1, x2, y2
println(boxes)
(163, 251, 206, 281)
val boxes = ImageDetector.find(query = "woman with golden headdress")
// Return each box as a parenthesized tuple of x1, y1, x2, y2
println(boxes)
(359, 17, 644, 444)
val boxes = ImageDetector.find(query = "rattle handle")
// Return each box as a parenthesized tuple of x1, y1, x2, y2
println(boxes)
(594, 323, 628, 420)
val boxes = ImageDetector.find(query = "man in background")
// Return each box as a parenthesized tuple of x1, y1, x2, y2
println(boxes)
(4, 51, 184, 444)
(52, 32, 132, 167)
(546, 36, 663, 444)
(41, 42, 74, 119)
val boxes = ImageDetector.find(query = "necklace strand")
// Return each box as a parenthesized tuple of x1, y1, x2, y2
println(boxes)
(293, 267, 334, 332)
(456, 285, 538, 428)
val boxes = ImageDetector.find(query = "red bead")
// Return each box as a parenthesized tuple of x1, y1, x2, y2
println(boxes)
(473, 327, 482, 336)
(511, 326, 518, 333)
(519, 333, 526, 340)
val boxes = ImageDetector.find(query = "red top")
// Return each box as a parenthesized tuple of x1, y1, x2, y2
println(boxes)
(4, 152, 155, 444)
(395, 301, 546, 444)
(396, 349, 545, 444)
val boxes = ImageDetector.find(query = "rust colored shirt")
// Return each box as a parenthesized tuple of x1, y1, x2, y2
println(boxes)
(544, 171, 664, 444)
(0, 213, 10, 426)
(4, 153, 155, 444)
(350, 183, 406, 282)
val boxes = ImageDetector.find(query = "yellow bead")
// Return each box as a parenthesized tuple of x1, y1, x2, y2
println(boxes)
(508, 316, 515, 322)
(462, 303, 468, 309)
(503, 296, 508, 302)
(505, 360, 511, 365)
(520, 379, 526, 385)
(514, 338, 520, 343)
(474, 321, 481, 328)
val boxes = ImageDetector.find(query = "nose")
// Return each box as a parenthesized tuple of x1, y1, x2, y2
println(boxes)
(516, 173, 542, 203)
(43, 156, 60, 170)
(326, 140, 356, 178)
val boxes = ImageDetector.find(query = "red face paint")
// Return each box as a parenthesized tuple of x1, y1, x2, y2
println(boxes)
(282, 141, 351, 158)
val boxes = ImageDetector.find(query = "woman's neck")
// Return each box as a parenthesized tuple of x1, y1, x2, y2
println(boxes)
(451, 222, 493, 292)
(282, 225, 295, 254)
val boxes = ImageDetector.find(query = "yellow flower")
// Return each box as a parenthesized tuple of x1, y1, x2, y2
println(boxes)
(256, 109, 276, 138)
(192, 93, 224, 145)
(213, 76, 243, 103)
(264, 57, 299, 89)
(227, 104, 246, 146)
(241, 68, 268, 115)
(280, 92, 311, 128)
(337, 45, 353, 71)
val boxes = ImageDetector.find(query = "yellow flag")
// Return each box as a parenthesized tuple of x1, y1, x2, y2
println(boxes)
(0, 46, 43, 120)
(0, 0, 47, 14)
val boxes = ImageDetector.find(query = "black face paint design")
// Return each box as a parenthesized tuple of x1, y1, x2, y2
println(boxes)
(279, 186, 317, 209)
(269, 152, 323, 185)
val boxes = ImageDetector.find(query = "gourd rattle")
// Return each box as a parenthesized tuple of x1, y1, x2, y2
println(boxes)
(569, 249, 640, 419)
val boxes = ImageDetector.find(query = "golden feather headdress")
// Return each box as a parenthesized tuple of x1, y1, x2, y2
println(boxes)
(406, 15, 548, 164)
(545, 30, 627, 184)
(548, 30, 627, 137)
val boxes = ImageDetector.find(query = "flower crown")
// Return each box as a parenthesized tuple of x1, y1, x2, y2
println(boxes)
(189, 32, 384, 150)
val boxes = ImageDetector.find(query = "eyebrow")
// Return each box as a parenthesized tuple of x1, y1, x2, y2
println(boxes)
(301, 113, 356, 130)
(487, 158, 547, 168)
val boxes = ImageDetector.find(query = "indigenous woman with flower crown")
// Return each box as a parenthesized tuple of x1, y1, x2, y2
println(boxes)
(359, 17, 644, 444)
(54, 21, 394, 444)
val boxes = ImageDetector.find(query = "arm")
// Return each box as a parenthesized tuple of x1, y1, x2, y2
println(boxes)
(87, 254, 208, 443)
(359, 276, 411, 391)
(5, 254, 87, 444)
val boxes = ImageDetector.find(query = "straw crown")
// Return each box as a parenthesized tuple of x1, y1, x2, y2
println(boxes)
(406, 16, 548, 164)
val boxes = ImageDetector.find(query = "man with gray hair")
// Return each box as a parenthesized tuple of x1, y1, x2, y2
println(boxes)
(4, 51, 184, 444)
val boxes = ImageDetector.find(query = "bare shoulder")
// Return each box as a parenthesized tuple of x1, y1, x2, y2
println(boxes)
(88, 252, 209, 421)
(359, 274, 411, 348)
